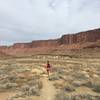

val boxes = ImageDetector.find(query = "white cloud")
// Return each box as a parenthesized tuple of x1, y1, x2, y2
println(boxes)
(0, 0, 100, 45)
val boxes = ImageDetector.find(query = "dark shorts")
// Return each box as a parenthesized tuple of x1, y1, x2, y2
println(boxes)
(46, 68, 50, 72)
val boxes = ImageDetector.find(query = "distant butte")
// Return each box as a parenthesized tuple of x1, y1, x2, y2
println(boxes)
(0, 28, 100, 56)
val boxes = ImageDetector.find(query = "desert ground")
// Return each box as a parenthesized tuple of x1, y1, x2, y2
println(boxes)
(0, 51, 100, 100)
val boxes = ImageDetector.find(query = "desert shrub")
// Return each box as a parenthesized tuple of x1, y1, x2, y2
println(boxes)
(53, 67, 65, 74)
(92, 82, 100, 93)
(8, 78, 43, 99)
(62, 83, 75, 92)
(15, 78, 28, 86)
(50, 73, 60, 81)
(28, 79, 39, 86)
(72, 72, 88, 80)
(28, 79, 43, 90)
(21, 84, 40, 96)
(7, 75, 17, 83)
(3, 82, 18, 89)
(21, 85, 29, 92)
(55, 92, 100, 100)
(28, 86, 40, 96)
(81, 80, 100, 93)
(7, 96, 33, 100)
(55, 92, 66, 100)
(76, 80, 94, 88)
(0, 84, 4, 92)
(0, 78, 8, 84)
(0, 82, 18, 91)
(72, 80, 88, 87)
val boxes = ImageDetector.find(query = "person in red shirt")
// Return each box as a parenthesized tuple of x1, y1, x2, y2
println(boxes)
(44, 61, 52, 78)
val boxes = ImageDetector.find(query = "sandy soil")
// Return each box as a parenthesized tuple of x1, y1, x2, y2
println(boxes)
(0, 92, 16, 100)
(0, 54, 100, 100)
(40, 76, 56, 100)
(32, 75, 56, 100)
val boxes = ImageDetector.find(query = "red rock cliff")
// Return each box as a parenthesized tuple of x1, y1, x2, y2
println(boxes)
(59, 29, 100, 44)
(0, 28, 100, 55)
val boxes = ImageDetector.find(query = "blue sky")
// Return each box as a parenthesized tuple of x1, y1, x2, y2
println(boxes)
(0, 0, 100, 45)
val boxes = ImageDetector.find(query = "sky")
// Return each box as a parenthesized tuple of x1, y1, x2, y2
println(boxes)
(0, 0, 100, 45)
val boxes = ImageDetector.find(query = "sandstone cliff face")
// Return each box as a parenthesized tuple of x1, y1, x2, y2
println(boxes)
(11, 43, 32, 49)
(59, 29, 100, 45)
(0, 50, 10, 57)
(0, 28, 100, 56)
(10, 40, 58, 49)
(31, 39, 58, 47)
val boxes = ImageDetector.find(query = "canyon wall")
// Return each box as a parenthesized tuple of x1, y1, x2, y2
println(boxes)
(0, 28, 100, 56)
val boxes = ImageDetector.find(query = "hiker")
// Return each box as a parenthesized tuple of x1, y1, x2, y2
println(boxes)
(44, 61, 52, 78)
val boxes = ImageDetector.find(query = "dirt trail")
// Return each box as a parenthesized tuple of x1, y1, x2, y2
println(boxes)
(39, 76, 56, 100)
